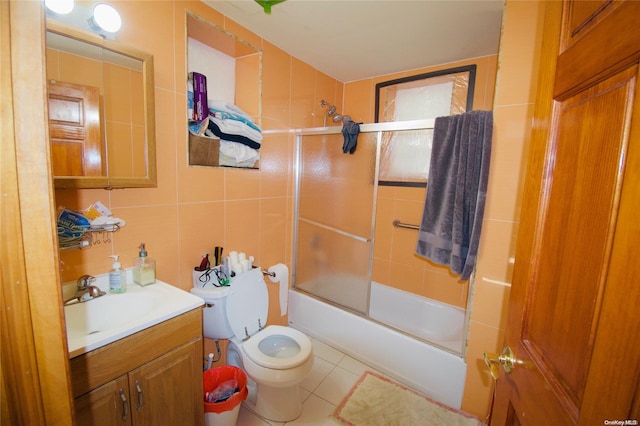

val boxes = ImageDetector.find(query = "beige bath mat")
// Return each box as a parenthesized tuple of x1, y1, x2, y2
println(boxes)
(332, 371, 482, 426)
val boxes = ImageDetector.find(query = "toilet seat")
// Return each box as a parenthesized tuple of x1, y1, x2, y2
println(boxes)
(223, 269, 312, 370)
(242, 325, 312, 370)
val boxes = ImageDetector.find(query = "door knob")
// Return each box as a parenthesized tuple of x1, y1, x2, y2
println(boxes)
(483, 346, 525, 380)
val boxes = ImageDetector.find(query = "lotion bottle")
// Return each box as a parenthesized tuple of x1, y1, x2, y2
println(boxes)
(134, 243, 156, 286)
(108, 255, 126, 293)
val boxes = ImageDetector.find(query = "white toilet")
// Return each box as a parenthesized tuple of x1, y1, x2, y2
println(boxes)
(191, 268, 313, 422)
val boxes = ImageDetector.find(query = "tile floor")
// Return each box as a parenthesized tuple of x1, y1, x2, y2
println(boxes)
(235, 337, 385, 426)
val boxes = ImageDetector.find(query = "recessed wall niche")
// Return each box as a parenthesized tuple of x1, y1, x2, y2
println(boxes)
(186, 12, 262, 169)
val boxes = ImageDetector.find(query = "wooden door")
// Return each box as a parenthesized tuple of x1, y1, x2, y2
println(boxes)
(490, 1, 640, 424)
(47, 80, 103, 176)
(75, 375, 133, 426)
(128, 342, 202, 426)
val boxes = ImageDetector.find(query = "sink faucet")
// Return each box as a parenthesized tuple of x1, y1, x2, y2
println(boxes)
(64, 275, 106, 305)
(77, 274, 96, 290)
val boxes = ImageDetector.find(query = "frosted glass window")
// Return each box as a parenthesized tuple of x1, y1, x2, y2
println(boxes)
(380, 129, 434, 182)
(394, 82, 453, 121)
(375, 65, 476, 186)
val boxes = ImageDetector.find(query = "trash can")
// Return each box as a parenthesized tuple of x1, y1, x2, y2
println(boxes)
(203, 366, 248, 426)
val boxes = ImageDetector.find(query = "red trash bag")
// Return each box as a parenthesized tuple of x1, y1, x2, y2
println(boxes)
(203, 366, 248, 414)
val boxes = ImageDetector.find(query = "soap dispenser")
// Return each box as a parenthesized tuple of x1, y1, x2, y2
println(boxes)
(108, 255, 126, 293)
(134, 243, 156, 286)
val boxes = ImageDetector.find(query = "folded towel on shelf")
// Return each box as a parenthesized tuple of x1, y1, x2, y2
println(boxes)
(207, 100, 255, 122)
(218, 141, 259, 168)
(206, 116, 262, 150)
(219, 140, 260, 164)
(209, 109, 261, 132)
(209, 115, 262, 143)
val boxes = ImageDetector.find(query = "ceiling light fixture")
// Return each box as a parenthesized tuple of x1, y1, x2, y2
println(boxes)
(44, 0, 75, 15)
(90, 3, 121, 34)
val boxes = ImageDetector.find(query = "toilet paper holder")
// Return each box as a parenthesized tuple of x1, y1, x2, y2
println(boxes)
(261, 269, 276, 278)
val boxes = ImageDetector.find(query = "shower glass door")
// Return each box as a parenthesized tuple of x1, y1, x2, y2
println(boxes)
(293, 131, 378, 315)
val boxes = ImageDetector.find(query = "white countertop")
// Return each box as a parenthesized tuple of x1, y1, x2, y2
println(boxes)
(63, 271, 203, 358)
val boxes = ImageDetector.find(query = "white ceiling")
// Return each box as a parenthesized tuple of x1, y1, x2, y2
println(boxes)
(202, 0, 505, 82)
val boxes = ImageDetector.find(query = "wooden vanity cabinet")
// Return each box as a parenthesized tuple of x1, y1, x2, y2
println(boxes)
(75, 375, 132, 426)
(70, 308, 204, 426)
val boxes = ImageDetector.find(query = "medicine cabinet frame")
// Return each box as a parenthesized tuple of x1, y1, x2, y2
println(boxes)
(46, 21, 157, 189)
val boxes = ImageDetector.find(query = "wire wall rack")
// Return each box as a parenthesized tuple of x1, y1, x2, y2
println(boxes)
(58, 223, 122, 251)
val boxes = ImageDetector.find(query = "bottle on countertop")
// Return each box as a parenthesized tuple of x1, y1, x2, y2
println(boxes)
(134, 243, 156, 286)
(108, 255, 126, 293)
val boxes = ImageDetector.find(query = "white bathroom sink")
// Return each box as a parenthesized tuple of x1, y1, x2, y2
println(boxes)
(63, 272, 203, 358)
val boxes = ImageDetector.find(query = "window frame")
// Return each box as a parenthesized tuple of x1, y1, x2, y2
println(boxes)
(374, 65, 477, 187)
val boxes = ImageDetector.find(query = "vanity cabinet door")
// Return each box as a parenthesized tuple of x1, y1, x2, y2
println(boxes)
(74, 375, 132, 426)
(127, 341, 202, 426)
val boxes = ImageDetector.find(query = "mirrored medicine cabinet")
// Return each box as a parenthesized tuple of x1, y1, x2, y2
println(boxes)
(186, 12, 262, 169)
(45, 21, 157, 189)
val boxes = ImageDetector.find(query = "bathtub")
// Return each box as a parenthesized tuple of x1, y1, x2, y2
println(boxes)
(288, 287, 468, 409)
(369, 282, 465, 354)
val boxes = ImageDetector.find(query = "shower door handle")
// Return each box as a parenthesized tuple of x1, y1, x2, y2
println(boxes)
(483, 347, 526, 380)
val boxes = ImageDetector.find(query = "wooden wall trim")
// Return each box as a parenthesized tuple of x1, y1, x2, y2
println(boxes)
(1, 1, 74, 424)
(1, 3, 45, 424)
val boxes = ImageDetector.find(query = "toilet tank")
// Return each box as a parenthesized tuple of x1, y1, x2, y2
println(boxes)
(190, 287, 234, 339)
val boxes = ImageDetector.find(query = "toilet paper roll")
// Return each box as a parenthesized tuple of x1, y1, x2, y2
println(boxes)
(267, 263, 289, 316)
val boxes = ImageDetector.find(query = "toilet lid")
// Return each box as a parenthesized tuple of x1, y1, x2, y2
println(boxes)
(227, 268, 268, 340)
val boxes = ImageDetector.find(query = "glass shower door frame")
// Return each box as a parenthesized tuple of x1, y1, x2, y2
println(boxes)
(292, 127, 377, 315)
(292, 119, 435, 317)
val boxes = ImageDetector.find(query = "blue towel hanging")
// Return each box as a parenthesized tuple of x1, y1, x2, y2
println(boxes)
(415, 110, 493, 280)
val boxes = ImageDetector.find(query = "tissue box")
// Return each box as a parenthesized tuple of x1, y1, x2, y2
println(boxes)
(190, 72, 207, 121)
